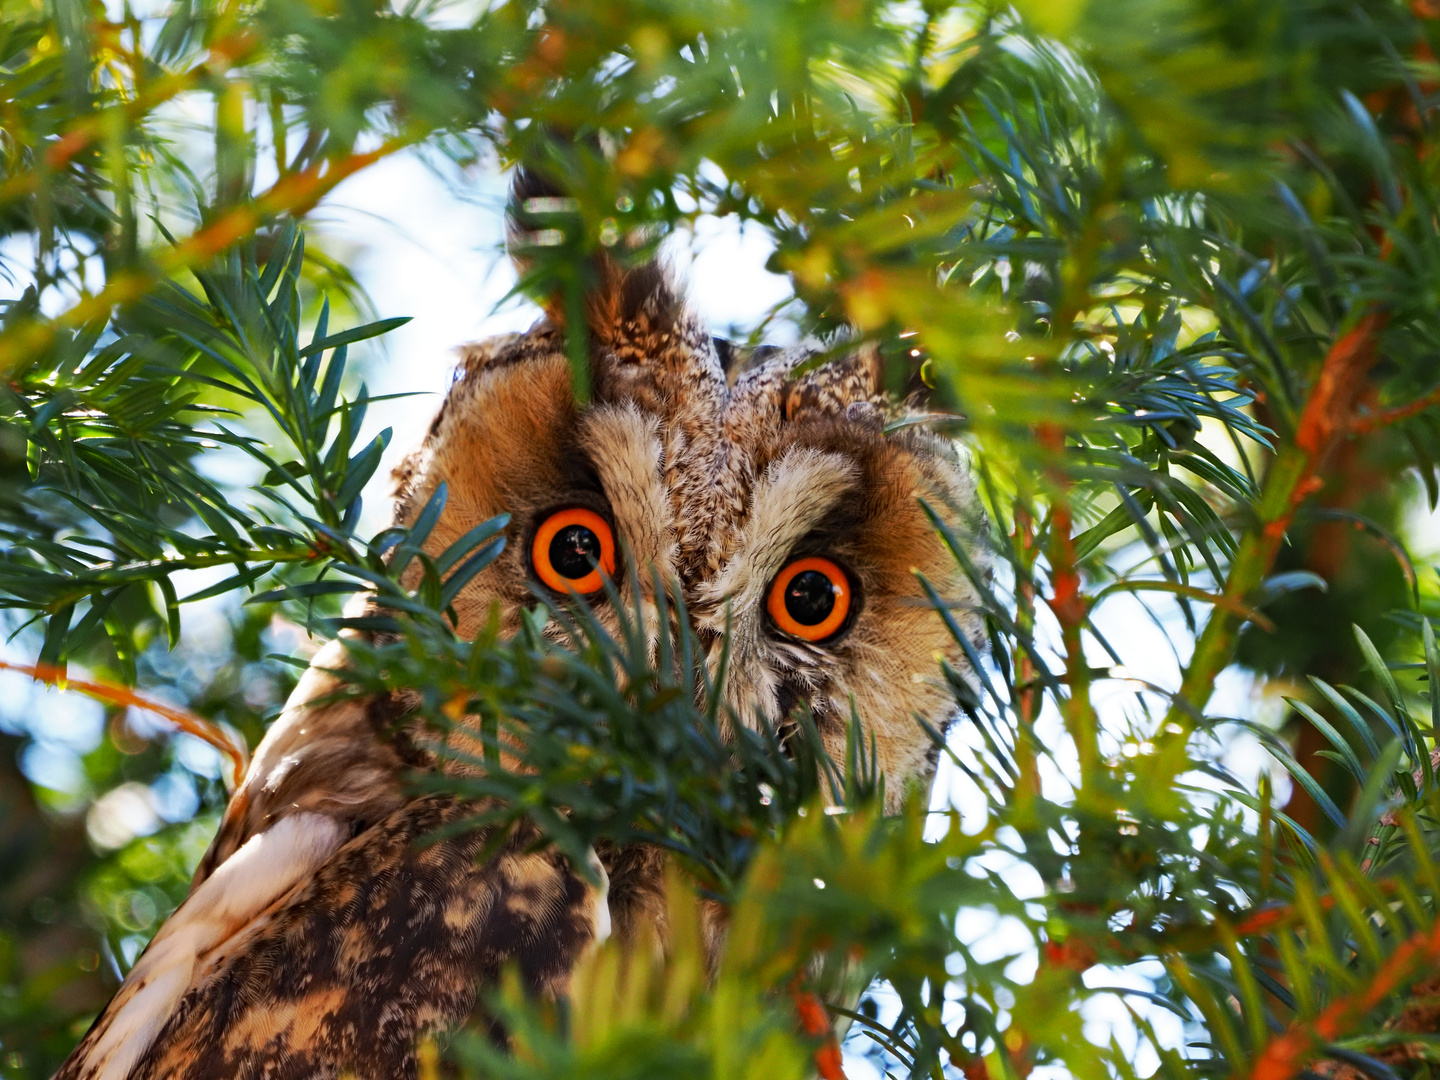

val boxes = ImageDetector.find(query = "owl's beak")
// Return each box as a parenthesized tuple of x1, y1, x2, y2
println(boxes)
(772, 677, 805, 726)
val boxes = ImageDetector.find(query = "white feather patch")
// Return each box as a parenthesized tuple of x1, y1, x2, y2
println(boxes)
(80, 812, 344, 1080)
(584, 846, 612, 944)
(700, 447, 857, 616)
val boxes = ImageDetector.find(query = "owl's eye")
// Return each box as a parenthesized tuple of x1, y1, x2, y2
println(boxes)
(767, 557, 852, 642)
(531, 507, 616, 594)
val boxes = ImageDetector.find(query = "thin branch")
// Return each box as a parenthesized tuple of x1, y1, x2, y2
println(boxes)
(0, 30, 260, 207)
(1161, 310, 1388, 743)
(0, 658, 249, 789)
(1090, 579, 1277, 633)
(0, 138, 409, 374)
(1040, 420, 1100, 789)
(1349, 382, 1440, 435)
(1247, 914, 1440, 1080)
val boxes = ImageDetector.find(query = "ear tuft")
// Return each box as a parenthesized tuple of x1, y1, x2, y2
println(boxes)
(503, 158, 719, 412)
(784, 345, 885, 422)
(506, 161, 686, 341)
(581, 255, 685, 351)
(505, 164, 576, 265)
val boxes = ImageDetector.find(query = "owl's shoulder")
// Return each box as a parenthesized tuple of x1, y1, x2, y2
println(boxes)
(192, 637, 414, 885)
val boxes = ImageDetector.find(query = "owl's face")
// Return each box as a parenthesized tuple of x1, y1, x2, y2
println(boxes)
(392, 259, 985, 808)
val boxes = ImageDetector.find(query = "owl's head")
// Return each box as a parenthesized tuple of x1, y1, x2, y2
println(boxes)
(390, 174, 987, 808)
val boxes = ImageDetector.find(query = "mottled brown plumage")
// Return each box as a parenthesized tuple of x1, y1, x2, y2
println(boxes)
(131, 801, 595, 1080)
(55, 172, 986, 1080)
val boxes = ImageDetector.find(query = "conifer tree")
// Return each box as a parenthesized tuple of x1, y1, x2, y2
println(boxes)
(4, 1, 1440, 1078)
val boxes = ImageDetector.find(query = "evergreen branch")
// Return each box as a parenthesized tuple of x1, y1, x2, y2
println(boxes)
(4, 1, 1440, 1075)
(1153, 880, 1402, 956)
(17, 547, 322, 613)
(1247, 913, 1440, 1080)
(0, 29, 261, 208)
(0, 139, 408, 374)
(1162, 311, 1388, 739)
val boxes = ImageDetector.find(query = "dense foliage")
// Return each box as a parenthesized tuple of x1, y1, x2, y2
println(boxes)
(5, 1, 1440, 1079)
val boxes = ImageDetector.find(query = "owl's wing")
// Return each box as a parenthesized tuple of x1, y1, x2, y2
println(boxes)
(59, 799, 607, 1080)
(56, 631, 610, 1080)
(187, 638, 416, 887)
(54, 640, 414, 1080)
(55, 810, 347, 1080)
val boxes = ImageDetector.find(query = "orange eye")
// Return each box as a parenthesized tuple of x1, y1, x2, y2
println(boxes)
(766, 557, 852, 641)
(531, 507, 616, 594)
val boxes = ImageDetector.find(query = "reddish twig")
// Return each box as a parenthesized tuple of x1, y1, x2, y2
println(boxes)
(1037, 421, 1099, 786)
(0, 30, 259, 207)
(1349, 382, 1440, 436)
(1163, 310, 1388, 736)
(791, 983, 847, 1080)
(1, 658, 248, 789)
(1294, 312, 1391, 457)
(0, 138, 406, 374)
(1046, 882, 1400, 963)
(1248, 915, 1440, 1080)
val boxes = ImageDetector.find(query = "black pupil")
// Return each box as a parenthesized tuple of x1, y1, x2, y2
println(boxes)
(784, 570, 837, 626)
(549, 524, 602, 580)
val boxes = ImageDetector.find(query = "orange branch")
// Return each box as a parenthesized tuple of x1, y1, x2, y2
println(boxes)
(0, 30, 259, 207)
(0, 658, 248, 790)
(1349, 382, 1440, 436)
(0, 138, 406, 374)
(1037, 421, 1098, 785)
(1052, 882, 1397, 964)
(1165, 309, 1389, 732)
(1293, 312, 1390, 457)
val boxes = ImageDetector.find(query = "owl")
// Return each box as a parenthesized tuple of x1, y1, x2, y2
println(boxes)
(55, 171, 986, 1080)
